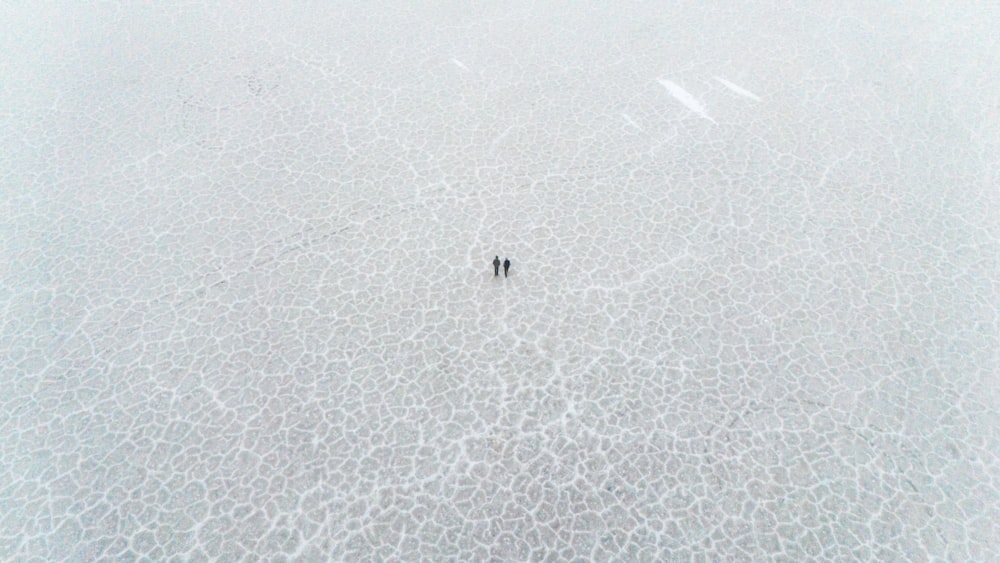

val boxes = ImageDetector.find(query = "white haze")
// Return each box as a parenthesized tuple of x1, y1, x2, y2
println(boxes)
(2, 1, 998, 560)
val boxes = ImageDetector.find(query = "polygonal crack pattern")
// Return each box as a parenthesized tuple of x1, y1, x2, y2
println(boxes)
(2, 1, 998, 560)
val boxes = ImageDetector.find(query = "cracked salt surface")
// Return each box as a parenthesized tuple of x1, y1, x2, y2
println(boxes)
(2, 1, 998, 560)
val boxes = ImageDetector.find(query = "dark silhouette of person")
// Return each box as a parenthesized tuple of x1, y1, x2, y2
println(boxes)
(492, 256, 501, 276)
(503, 258, 510, 277)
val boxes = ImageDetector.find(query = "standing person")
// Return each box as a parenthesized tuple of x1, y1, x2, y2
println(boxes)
(503, 257, 510, 278)
(492, 256, 501, 276)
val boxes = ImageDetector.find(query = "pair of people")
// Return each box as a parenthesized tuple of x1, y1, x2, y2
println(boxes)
(492, 256, 511, 278)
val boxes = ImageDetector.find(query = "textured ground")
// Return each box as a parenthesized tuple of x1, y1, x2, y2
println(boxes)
(2, 1, 998, 560)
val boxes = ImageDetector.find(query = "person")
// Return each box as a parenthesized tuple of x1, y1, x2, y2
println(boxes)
(492, 256, 501, 276)
(503, 257, 510, 277)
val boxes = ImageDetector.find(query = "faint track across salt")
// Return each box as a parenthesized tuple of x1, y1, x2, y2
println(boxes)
(41, 186, 445, 380)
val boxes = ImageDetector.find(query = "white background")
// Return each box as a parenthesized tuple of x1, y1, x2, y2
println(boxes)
(2, 1, 998, 559)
